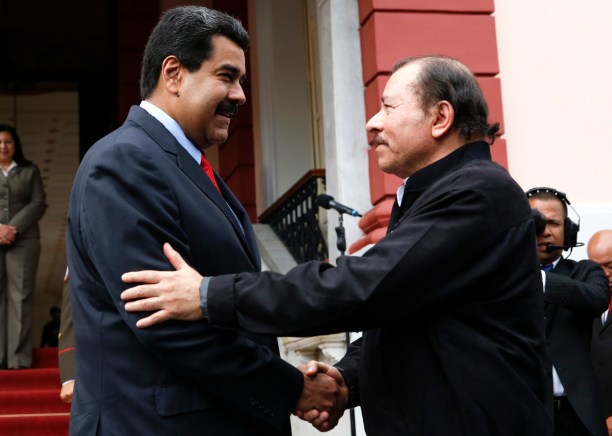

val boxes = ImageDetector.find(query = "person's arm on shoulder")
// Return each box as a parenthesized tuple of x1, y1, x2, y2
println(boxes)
(82, 142, 337, 430)
(123, 187, 502, 336)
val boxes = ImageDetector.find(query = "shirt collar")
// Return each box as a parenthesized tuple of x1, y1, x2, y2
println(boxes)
(1, 161, 17, 177)
(543, 257, 562, 270)
(140, 100, 202, 164)
(394, 141, 492, 207)
(396, 178, 409, 206)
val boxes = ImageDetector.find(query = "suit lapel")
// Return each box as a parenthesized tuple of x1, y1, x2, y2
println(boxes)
(387, 188, 422, 234)
(174, 142, 260, 268)
(601, 311, 612, 333)
(386, 200, 400, 234)
(552, 258, 570, 275)
(217, 178, 261, 270)
(128, 106, 259, 268)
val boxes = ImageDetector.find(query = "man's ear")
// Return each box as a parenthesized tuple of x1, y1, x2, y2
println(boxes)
(431, 100, 454, 139)
(160, 56, 182, 96)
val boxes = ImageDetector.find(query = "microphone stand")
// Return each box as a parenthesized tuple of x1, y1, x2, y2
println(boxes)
(335, 213, 346, 256)
(333, 212, 356, 436)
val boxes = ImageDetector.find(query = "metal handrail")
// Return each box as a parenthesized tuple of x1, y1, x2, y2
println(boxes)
(259, 169, 327, 263)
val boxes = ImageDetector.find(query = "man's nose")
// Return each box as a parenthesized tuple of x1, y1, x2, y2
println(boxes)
(366, 110, 384, 133)
(230, 82, 246, 106)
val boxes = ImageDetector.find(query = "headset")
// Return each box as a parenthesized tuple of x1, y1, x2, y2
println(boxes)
(525, 186, 582, 251)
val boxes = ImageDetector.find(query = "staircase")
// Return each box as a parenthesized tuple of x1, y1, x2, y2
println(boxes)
(0, 347, 70, 435)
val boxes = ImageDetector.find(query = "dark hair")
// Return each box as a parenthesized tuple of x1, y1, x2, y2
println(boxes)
(140, 6, 250, 99)
(392, 55, 500, 143)
(526, 188, 568, 219)
(0, 124, 31, 166)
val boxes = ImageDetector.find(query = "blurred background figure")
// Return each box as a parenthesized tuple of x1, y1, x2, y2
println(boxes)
(40, 305, 61, 347)
(58, 268, 74, 403)
(589, 230, 612, 435)
(589, 230, 612, 293)
(527, 187, 608, 436)
(0, 124, 47, 369)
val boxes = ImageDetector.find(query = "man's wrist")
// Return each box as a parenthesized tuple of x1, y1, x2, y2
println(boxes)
(199, 276, 211, 321)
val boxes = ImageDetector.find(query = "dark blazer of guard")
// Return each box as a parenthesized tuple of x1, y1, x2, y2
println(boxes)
(206, 142, 552, 435)
(593, 308, 612, 421)
(67, 106, 302, 435)
(544, 258, 609, 436)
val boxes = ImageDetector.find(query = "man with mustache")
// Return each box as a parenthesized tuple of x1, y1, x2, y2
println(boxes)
(66, 6, 339, 435)
(122, 55, 553, 435)
(527, 188, 608, 436)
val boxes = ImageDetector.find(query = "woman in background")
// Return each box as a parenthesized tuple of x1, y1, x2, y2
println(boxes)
(0, 124, 46, 369)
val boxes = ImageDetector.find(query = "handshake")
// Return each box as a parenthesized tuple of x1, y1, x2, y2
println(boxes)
(295, 360, 349, 432)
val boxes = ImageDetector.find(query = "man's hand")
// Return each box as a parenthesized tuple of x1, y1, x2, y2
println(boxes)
(296, 360, 348, 432)
(606, 416, 612, 436)
(121, 243, 204, 328)
(60, 380, 74, 404)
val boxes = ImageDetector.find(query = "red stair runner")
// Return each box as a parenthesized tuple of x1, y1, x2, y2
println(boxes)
(0, 348, 69, 435)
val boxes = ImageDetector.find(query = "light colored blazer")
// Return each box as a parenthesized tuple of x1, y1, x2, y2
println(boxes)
(0, 163, 46, 239)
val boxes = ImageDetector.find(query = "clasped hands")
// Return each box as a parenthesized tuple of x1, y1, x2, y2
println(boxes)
(121, 243, 348, 431)
(296, 360, 349, 431)
(0, 224, 17, 245)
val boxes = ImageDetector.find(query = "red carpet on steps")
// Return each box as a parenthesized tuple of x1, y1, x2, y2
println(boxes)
(0, 347, 69, 435)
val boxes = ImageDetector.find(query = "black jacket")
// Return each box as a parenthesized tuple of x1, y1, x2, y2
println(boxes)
(208, 141, 552, 435)
(544, 257, 609, 436)
(593, 307, 612, 420)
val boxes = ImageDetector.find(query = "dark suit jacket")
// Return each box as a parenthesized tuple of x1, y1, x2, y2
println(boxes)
(66, 106, 302, 435)
(593, 310, 612, 419)
(544, 258, 608, 436)
(206, 142, 552, 435)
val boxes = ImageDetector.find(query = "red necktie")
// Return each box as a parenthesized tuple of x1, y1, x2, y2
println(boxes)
(200, 154, 220, 192)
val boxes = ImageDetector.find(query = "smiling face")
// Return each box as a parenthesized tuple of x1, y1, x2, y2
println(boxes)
(174, 35, 246, 150)
(366, 63, 440, 179)
(0, 131, 16, 167)
(529, 197, 566, 264)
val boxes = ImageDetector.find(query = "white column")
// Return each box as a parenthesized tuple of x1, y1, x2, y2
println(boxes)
(315, 0, 371, 262)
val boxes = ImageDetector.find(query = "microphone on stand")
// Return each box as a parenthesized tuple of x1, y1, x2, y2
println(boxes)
(315, 194, 362, 217)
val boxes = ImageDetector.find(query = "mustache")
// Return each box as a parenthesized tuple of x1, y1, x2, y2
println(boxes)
(369, 134, 387, 147)
(216, 101, 240, 118)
